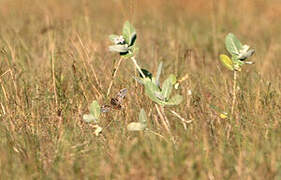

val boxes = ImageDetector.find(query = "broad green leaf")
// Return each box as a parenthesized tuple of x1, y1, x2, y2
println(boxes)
(89, 101, 100, 120)
(161, 74, 177, 99)
(122, 21, 136, 45)
(109, 34, 120, 43)
(144, 79, 165, 105)
(225, 33, 243, 57)
(83, 114, 97, 123)
(220, 54, 234, 71)
(143, 78, 160, 92)
(139, 109, 147, 125)
(155, 61, 163, 87)
(109, 44, 128, 53)
(165, 94, 183, 105)
(127, 122, 146, 131)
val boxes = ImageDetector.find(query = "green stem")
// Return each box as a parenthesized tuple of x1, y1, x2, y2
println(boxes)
(107, 58, 123, 96)
(231, 70, 237, 119)
(131, 56, 145, 78)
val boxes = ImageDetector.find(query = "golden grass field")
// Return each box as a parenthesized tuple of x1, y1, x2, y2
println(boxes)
(0, 0, 280, 179)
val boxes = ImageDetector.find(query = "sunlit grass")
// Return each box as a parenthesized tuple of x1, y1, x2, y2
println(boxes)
(0, 0, 280, 179)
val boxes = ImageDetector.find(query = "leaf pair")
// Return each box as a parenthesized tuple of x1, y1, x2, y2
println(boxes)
(220, 33, 255, 71)
(109, 21, 138, 58)
(127, 109, 147, 131)
(83, 101, 101, 123)
(225, 33, 255, 60)
(138, 62, 183, 106)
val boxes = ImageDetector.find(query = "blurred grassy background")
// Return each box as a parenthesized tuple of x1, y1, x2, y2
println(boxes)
(0, 0, 280, 179)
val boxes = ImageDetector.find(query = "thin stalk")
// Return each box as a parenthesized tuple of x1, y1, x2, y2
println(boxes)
(107, 58, 123, 96)
(147, 129, 168, 143)
(169, 110, 192, 130)
(51, 47, 58, 113)
(131, 56, 145, 78)
(231, 70, 237, 119)
(155, 104, 170, 133)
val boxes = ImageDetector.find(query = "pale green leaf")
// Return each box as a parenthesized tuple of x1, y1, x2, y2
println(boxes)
(122, 21, 136, 45)
(161, 74, 177, 99)
(127, 122, 146, 131)
(225, 33, 243, 57)
(138, 109, 147, 125)
(109, 44, 128, 53)
(89, 101, 100, 121)
(83, 114, 97, 123)
(144, 79, 165, 105)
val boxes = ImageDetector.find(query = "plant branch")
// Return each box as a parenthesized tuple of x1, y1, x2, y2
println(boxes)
(131, 56, 145, 78)
(107, 57, 123, 96)
(231, 70, 237, 119)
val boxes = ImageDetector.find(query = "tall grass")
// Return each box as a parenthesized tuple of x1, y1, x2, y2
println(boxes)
(0, 0, 280, 179)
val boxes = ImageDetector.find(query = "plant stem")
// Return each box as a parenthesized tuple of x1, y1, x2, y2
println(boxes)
(155, 104, 170, 133)
(107, 58, 123, 96)
(147, 129, 168, 143)
(131, 56, 145, 78)
(231, 70, 237, 119)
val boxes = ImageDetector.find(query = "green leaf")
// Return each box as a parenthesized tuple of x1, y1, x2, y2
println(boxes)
(143, 79, 164, 105)
(109, 44, 128, 53)
(220, 54, 234, 71)
(127, 122, 147, 131)
(109, 34, 119, 43)
(122, 21, 136, 45)
(161, 74, 177, 99)
(225, 33, 243, 57)
(138, 109, 147, 125)
(89, 101, 100, 120)
(165, 94, 183, 105)
(83, 114, 97, 123)
(128, 109, 147, 131)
